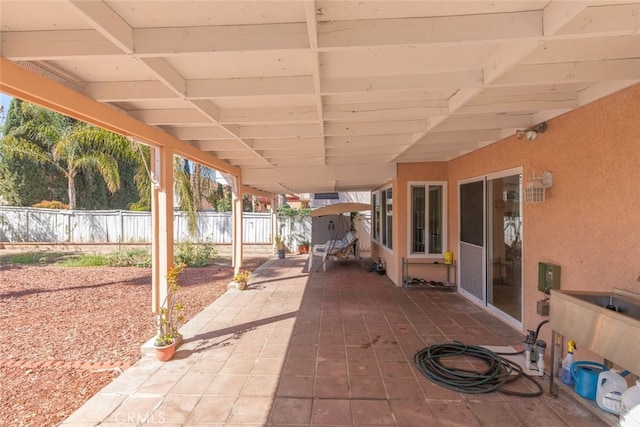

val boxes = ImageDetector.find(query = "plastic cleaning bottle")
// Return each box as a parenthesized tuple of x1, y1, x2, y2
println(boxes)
(620, 380, 640, 423)
(596, 369, 627, 415)
(561, 340, 576, 386)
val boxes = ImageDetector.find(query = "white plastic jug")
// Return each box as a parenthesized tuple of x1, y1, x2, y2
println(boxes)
(596, 369, 627, 414)
(621, 381, 640, 424)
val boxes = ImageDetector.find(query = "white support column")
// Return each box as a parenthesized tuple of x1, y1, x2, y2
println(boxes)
(151, 146, 174, 317)
(271, 197, 278, 253)
(226, 174, 243, 275)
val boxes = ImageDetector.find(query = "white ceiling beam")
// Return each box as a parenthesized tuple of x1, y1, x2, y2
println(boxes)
(128, 109, 210, 125)
(269, 157, 326, 167)
(133, 23, 309, 55)
(238, 124, 321, 139)
(191, 140, 243, 151)
(324, 104, 448, 122)
(139, 58, 187, 98)
(497, 59, 640, 86)
(553, 3, 640, 37)
(188, 76, 314, 98)
(578, 80, 640, 106)
(242, 164, 396, 188)
(304, 0, 326, 165)
(456, 97, 578, 115)
(220, 106, 318, 125)
(260, 148, 325, 158)
(68, 0, 134, 53)
(82, 81, 179, 101)
(164, 126, 233, 141)
(325, 120, 426, 136)
(1, 30, 121, 59)
(251, 137, 323, 150)
(190, 100, 221, 124)
(435, 114, 534, 132)
(322, 70, 483, 94)
(318, 11, 543, 48)
(325, 134, 411, 147)
(414, 129, 504, 145)
(543, 1, 589, 36)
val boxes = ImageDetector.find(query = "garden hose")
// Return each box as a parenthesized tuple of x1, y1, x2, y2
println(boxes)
(413, 341, 543, 397)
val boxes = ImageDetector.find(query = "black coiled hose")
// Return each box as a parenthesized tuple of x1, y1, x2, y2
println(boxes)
(413, 341, 543, 397)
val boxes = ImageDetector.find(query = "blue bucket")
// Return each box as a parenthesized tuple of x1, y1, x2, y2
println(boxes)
(571, 361, 607, 400)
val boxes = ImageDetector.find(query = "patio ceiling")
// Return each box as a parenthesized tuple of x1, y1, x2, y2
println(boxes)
(1, 1, 639, 195)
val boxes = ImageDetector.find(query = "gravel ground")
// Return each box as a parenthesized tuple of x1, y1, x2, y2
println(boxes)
(0, 256, 269, 427)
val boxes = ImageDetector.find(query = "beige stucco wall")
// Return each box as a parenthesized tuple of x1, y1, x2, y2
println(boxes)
(372, 83, 640, 341)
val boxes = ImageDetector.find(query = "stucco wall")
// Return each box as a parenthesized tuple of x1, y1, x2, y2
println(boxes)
(447, 83, 640, 337)
(372, 83, 640, 343)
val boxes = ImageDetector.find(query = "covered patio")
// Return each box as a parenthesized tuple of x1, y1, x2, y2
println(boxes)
(61, 256, 605, 426)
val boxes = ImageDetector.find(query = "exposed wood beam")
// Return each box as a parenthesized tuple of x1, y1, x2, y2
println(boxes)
(0, 58, 240, 176)
(69, 0, 134, 53)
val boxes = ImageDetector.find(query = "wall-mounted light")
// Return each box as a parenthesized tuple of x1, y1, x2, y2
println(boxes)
(516, 122, 548, 141)
(525, 171, 553, 203)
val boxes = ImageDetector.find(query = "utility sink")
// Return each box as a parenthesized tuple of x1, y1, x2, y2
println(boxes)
(550, 288, 640, 375)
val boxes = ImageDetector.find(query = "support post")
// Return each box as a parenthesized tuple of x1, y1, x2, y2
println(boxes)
(151, 146, 174, 321)
(228, 174, 243, 275)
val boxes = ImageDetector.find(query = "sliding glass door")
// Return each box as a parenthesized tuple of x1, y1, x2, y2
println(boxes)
(459, 169, 523, 325)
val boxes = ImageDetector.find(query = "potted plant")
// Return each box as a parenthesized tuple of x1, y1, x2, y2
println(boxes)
(154, 262, 187, 361)
(233, 270, 251, 290)
(298, 239, 310, 254)
(275, 234, 285, 259)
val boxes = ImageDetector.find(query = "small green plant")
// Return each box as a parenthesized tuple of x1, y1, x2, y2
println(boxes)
(155, 263, 187, 347)
(233, 270, 251, 290)
(174, 242, 217, 267)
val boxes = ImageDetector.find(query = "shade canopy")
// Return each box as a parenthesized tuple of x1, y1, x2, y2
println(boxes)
(310, 203, 371, 217)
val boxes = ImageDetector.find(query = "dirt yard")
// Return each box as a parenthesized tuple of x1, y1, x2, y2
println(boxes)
(0, 256, 269, 427)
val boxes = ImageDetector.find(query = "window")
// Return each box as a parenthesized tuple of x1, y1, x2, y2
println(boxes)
(383, 188, 393, 249)
(373, 186, 393, 250)
(372, 192, 380, 241)
(409, 182, 446, 256)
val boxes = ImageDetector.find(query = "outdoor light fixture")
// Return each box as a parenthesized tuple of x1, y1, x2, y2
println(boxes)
(516, 122, 548, 141)
(525, 171, 553, 203)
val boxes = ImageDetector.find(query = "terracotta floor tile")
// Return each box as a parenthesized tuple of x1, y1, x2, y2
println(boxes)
(277, 375, 314, 398)
(315, 375, 350, 399)
(428, 400, 481, 427)
(467, 401, 524, 426)
(351, 399, 395, 426)
(241, 375, 280, 397)
(390, 400, 438, 426)
(226, 396, 273, 424)
(317, 344, 347, 360)
(186, 395, 237, 423)
(204, 375, 247, 396)
(378, 360, 415, 378)
(311, 399, 352, 425)
(349, 376, 387, 399)
(348, 358, 380, 376)
(384, 376, 425, 400)
(317, 359, 348, 377)
(269, 397, 312, 425)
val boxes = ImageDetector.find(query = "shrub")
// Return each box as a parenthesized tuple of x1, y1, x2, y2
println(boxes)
(174, 242, 217, 267)
(106, 249, 151, 267)
(32, 200, 69, 209)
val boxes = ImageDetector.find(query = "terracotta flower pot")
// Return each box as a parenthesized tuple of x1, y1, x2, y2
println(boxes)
(154, 342, 176, 362)
(298, 245, 309, 254)
(237, 281, 247, 290)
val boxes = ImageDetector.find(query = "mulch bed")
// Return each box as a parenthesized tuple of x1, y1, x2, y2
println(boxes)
(0, 256, 269, 427)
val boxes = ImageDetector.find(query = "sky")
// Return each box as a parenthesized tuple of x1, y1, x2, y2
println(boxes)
(0, 93, 12, 125)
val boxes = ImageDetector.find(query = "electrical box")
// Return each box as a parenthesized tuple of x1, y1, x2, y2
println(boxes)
(538, 262, 561, 294)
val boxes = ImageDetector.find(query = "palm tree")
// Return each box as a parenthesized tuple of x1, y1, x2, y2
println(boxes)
(0, 103, 131, 209)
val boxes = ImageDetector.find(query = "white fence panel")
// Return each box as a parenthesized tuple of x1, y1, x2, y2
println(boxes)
(0, 207, 291, 245)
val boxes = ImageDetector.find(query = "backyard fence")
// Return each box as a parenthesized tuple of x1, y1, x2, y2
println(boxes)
(0, 206, 311, 249)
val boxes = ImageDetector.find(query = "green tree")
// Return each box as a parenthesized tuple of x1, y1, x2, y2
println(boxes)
(0, 102, 133, 209)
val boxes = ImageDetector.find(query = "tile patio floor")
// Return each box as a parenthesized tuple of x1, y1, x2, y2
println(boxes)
(61, 255, 607, 426)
